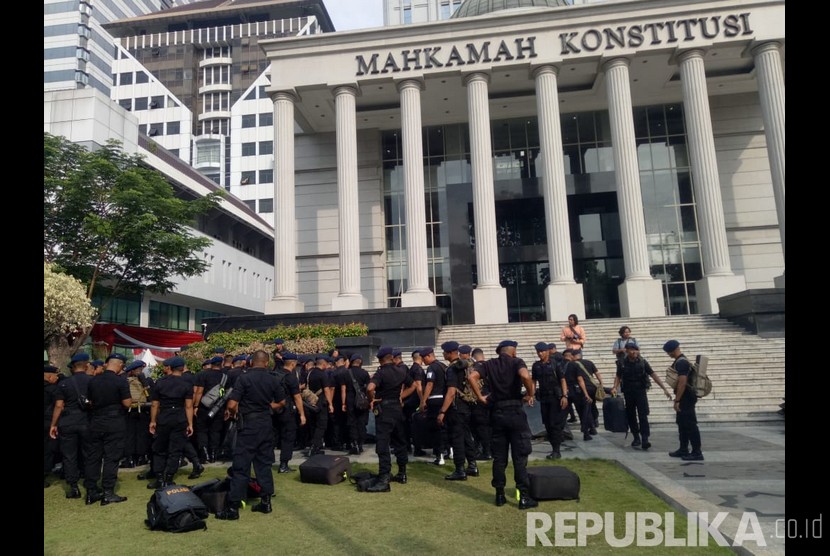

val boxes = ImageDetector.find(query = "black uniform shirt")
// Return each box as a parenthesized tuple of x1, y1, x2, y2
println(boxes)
(307, 367, 333, 393)
(565, 359, 599, 394)
(445, 359, 468, 391)
(227, 366, 246, 389)
(616, 356, 654, 391)
(150, 374, 193, 424)
(87, 370, 131, 423)
(337, 366, 370, 404)
(532, 359, 563, 402)
(44, 377, 61, 424)
(371, 362, 413, 401)
(181, 370, 196, 388)
(409, 363, 426, 385)
(55, 372, 92, 426)
(424, 360, 447, 396)
(474, 353, 527, 403)
(195, 368, 226, 392)
(229, 367, 285, 420)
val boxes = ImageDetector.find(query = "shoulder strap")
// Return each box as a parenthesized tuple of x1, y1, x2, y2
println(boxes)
(219, 372, 228, 388)
(348, 367, 362, 392)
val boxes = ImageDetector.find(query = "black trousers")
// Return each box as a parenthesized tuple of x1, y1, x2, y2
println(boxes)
(572, 393, 597, 434)
(425, 398, 447, 457)
(309, 399, 329, 450)
(346, 402, 369, 450)
(469, 402, 492, 457)
(490, 403, 532, 493)
(85, 422, 125, 492)
(196, 408, 224, 455)
(274, 408, 297, 463)
(676, 394, 702, 453)
(402, 401, 419, 450)
(374, 403, 407, 476)
(58, 421, 91, 486)
(539, 399, 567, 450)
(124, 408, 151, 459)
(152, 417, 188, 477)
(229, 417, 274, 502)
(624, 389, 651, 439)
(325, 401, 345, 448)
(44, 422, 55, 476)
(447, 404, 476, 468)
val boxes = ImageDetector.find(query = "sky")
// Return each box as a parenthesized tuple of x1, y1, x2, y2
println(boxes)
(323, 0, 384, 31)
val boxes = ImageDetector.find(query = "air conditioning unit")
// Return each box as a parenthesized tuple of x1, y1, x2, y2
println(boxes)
(149, 128, 159, 136)
(150, 101, 159, 108)
(240, 177, 250, 185)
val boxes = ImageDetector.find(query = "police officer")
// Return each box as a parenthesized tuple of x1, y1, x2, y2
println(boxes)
(467, 340, 538, 510)
(122, 360, 151, 469)
(146, 356, 194, 489)
(269, 338, 286, 372)
(216, 350, 286, 519)
(304, 354, 335, 456)
(272, 352, 306, 473)
(180, 359, 206, 479)
(611, 342, 672, 450)
(402, 350, 425, 456)
(419, 347, 449, 466)
(44, 364, 62, 488)
(532, 342, 569, 460)
(365, 347, 416, 490)
(90, 360, 104, 376)
(49, 354, 93, 498)
(463, 344, 492, 461)
(339, 353, 370, 455)
(326, 353, 349, 451)
(84, 353, 131, 506)
(193, 355, 227, 464)
(437, 341, 479, 481)
(664, 340, 704, 461)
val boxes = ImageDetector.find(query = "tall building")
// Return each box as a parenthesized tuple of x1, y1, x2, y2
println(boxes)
(382, 0, 613, 25)
(103, 0, 336, 218)
(251, 0, 784, 325)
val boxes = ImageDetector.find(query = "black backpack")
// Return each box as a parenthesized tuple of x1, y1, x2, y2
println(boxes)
(145, 485, 209, 533)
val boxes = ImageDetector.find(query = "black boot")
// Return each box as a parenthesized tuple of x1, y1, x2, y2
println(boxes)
(207, 449, 216, 464)
(66, 484, 81, 499)
(631, 435, 641, 447)
(495, 488, 507, 507)
(641, 437, 651, 450)
(445, 467, 467, 481)
(188, 461, 205, 480)
(681, 451, 704, 461)
(366, 474, 391, 492)
(348, 444, 359, 455)
(252, 495, 272, 514)
(100, 490, 128, 506)
(278, 462, 294, 474)
(200, 447, 210, 464)
(85, 489, 103, 505)
(136, 454, 149, 466)
(519, 492, 539, 510)
(148, 474, 176, 490)
(668, 448, 690, 458)
(216, 500, 241, 520)
(465, 463, 480, 477)
(137, 469, 157, 481)
(392, 466, 407, 484)
(119, 457, 135, 469)
(546, 448, 562, 460)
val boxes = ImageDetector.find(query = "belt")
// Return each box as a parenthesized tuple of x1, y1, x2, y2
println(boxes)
(428, 395, 444, 400)
(380, 399, 401, 405)
(493, 399, 522, 408)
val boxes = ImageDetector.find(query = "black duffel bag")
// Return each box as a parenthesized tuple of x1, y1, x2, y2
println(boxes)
(146, 485, 209, 533)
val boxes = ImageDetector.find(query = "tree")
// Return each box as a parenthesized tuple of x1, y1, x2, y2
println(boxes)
(43, 133, 223, 354)
(44, 263, 96, 368)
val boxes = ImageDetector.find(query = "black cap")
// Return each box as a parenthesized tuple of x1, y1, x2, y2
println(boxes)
(440, 341, 459, 353)
(663, 340, 680, 353)
(458, 345, 472, 355)
(496, 340, 518, 353)
(419, 347, 434, 357)
(534, 342, 549, 353)
(376, 346, 394, 359)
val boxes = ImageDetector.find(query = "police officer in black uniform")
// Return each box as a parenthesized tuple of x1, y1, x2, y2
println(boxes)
(193, 355, 227, 464)
(44, 364, 62, 488)
(84, 353, 131, 506)
(216, 350, 286, 520)
(272, 352, 306, 473)
(180, 360, 205, 479)
(531, 342, 569, 460)
(146, 356, 194, 489)
(122, 360, 151, 468)
(49, 354, 92, 498)
(467, 340, 538, 510)
(462, 344, 492, 461)
(436, 341, 479, 481)
(664, 340, 704, 461)
(420, 347, 449, 465)
(327, 353, 349, 451)
(402, 350, 426, 456)
(305, 354, 334, 456)
(366, 347, 416, 490)
(339, 353, 370, 455)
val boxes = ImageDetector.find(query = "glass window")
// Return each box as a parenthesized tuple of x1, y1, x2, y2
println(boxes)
(118, 98, 132, 111)
(91, 292, 140, 325)
(148, 124, 162, 137)
(150, 95, 164, 109)
(258, 198, 273, 213)
(240, 171, 255, 185)
(134, 97, 148, 110)
(241, 114, 256, 128)
(403, 7, 412, 23)
(166, 121, 180, 135)
(119, 72, 133, 85)
(135, 71, 149, 84)
(195, 309, 222, 326)
(258, 169, 273, 184)
(149, 300, 190, 331)
(259, 112, 273, 126)
(259, 141, 273, 155)
(243, 199, 256, 211)
(244, 88, 256, 101)
(241, 142, 256, 156)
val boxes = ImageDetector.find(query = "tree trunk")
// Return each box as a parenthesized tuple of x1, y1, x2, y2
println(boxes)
(46, 334, 72, 374)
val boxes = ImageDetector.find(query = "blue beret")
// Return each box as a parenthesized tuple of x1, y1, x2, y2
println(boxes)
(458, 344, 472, 355)
(232, 354, 247, 363)
(44, 365, 59, 373)
(392, 350, 402, 358)
(201, 359, 213, 367)
(376, 346, 394, 359)
(209, 356, 223, 365)
(334, 353, 347, 361)
(213, 347, 226, 354)
(350, 353, 363, 362)
(106, 353, 127, 362)
(547, 343, 556, 350)
(315, 353, 328, 362)
(125, 360, 147, 372)
(440, 341, 459, 353)
(165, 356, 186, 369)
(272, 338, 285, 345)
(282, 352, 297, 361)
(534, 342, 549, 352)
(419, 347, 434, 357)
(68, 353, 91, 367)
(625, 340, 640, 349)
(663, 340, 680, 353)
(91, 359, 104, 367)
(496, 340, 518, 353)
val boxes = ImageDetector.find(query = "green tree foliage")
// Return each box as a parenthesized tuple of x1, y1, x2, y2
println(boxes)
(43, 132, 222, 302)
(44, 262, 97, 368)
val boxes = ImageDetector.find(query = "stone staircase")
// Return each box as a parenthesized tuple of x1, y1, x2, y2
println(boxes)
(436, 315, 785, 425)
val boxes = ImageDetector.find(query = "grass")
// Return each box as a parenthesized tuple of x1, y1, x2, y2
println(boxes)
(44, 458, 732, 555)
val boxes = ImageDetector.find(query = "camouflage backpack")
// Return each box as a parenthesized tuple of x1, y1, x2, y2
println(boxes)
(455, 359, 481, 404)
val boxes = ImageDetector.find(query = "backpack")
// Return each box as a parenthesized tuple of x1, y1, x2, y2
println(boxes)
(128, 376, 148, 406)
(145, 485, 209, 533)
(665, 355, 712, 398)
(200, 373, 228, 409)
(574, 361, 605, 401)
(454, 360, 479, 404)
(348, 368, 370, 411)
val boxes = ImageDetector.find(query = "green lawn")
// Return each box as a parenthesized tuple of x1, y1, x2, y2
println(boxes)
(44, 459, 731, 555)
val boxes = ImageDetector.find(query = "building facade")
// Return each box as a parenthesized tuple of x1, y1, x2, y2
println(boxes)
(258, 0, 785, 325)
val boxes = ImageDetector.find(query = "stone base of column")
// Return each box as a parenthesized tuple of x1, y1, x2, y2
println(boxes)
(619, 279, 666, 318)
(544, 283, 585, 322)
(473, 287, 508, 324)
(695, 274, 747, 314)
(773, 273, 785, 289)
(265, 297, 305, 314)
(401, 289, 435, 308)
(331, 294, 368, 311)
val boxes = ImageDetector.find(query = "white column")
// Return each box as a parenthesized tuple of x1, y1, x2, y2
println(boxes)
(397, 79, 435, 307)
(331, 85, 368, 310)
(752, 41, 786, 289)
(139, 295, 150, 328)
(465, 72, 507, 324)
(532, 64, 585, 321)
(265, 91, 304, 314)
(603, 57, 665, 317)
(678, 49, 745, 313)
